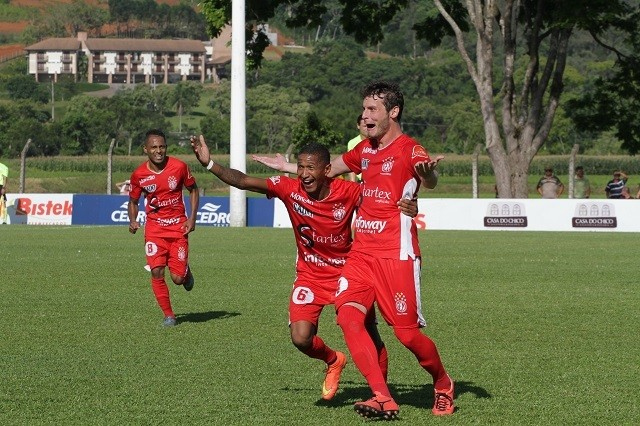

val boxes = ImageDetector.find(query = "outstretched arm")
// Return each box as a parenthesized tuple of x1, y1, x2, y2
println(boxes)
(253, 153, 351, 178)
(191, 135, 269, 194)
(415, 155, 444, 189)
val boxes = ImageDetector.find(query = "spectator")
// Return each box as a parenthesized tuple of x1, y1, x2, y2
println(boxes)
(605, 171, 627, 199)
(346, 114, 367, 182)
(536, 167, 564, 198)
(573, 166, 591, 199)
(621, 186, 634, 199)
(0, 161, 8, 224)
(116, 179, 131, 196)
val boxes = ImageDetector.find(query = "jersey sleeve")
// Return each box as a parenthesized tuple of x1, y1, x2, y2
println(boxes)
(128, 170, 143, 200)
(265, 175, 294, 200)
(184, 163, 196, 188)
(342, 140, 364, 174)
(408, 143, 431, 168)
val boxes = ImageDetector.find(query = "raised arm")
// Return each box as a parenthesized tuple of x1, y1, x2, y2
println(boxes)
(253, 152, 351, 178)
(415, 155, 444, 189)
(191, 135, 269, 194)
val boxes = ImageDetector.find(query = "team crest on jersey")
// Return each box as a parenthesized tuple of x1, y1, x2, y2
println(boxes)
(411, 145, 429, 160)
(143, 184, 157, 193)
(394, 292, 408, 314)
(178, 246, 186, 261)
(269, 176, 281, 185)
(168, 176, 178, 191)
(382, 157, 394, 174)
(332, 203, 347, 221)
(361, 159, 370, 170)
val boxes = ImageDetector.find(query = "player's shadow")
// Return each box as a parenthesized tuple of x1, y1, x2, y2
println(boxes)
(314, 380, 491, 411)
(176, 311, 240, 324)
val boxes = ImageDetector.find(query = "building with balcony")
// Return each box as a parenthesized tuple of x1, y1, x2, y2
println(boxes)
(25, 31, 231, 84)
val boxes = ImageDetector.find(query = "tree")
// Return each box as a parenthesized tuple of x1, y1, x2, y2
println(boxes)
(291, 111, 343, 152)
(169, 82, 201, 133)
(199, 0, 638, 197)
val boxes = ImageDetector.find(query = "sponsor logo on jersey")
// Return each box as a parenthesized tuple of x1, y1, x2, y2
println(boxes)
(362, 147, 377, 154)
(411, 145, 429, 160)
(381, 157, 394, 174)
(302, 252, 346, 267)
(140, 176, 155, 184)
(362, 186, 392, 203)
(332, 203, 347, 221)
(168, 176, 178, 191)
(353, 216, 387, 233)
(269, 176, 281, 185)
(156, 217, 181, 226)
(143, 184, 157, 193)
(290, 191, 314, 205)
(361, 159, 369, 170)
(293, 202, 313, 218)
(298, 224, 348, 248)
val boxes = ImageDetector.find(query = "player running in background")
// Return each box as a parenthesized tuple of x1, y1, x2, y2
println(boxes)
(128, 129, 199, 327)
(255, 80, 454, 419)
(191, 135, 418, 401)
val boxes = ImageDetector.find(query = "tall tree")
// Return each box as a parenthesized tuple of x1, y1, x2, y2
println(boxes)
(199, 0, 637, 197)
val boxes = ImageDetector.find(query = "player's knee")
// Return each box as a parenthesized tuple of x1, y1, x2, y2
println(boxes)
(393, 327, 421, 348)
(290, 328, 313, 351)
(337, 305, 366, 334)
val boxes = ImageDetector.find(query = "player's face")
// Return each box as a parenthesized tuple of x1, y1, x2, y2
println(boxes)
(144, 135, 167, 168)
(297, 153, 330, 197)
(361, 95, 398, 140)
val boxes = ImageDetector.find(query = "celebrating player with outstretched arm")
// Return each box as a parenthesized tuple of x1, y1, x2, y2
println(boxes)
(191, 134, 418, 402)
(255, 81, 453, 420)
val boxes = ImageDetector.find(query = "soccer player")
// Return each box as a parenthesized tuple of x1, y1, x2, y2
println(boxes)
(128, 129, 199, 327)
(191, 135, 417, 401)
(255, 81, 454, 419)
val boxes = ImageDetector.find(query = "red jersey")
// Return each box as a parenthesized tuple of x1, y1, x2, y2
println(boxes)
(266, 175, 361, 281)
(129, 157, 196, 239)
(342, 134, 430, 260)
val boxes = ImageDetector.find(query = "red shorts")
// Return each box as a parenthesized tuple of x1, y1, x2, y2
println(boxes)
(144, 236, 189, 277)
(336, 251, 426, 329)
(288, 276, 337, 326)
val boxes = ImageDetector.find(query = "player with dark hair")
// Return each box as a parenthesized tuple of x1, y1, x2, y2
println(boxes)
(128, 129, 199, 327)
(191, 135, 418, 401)
(255, 80, 454, 419)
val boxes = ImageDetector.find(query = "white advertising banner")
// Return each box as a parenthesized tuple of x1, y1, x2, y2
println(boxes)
(416, 199, 639, 232)
(273, 198, 640, 232)
(5, 194, 73, 225)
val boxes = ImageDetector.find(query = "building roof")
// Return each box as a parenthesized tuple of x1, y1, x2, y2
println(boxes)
(25, 38, 82, 51)
(26, 38, 206, 53)
(84, 38, 206, 53)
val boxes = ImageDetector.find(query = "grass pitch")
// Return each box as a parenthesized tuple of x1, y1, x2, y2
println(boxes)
(0, 226, 638, 425)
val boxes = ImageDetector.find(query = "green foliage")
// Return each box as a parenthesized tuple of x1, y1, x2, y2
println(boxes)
(0, 2, 35, 21)
(291, 111, 343, 151)
(1, 227, 638, 424)
(3, 75, 49, 103)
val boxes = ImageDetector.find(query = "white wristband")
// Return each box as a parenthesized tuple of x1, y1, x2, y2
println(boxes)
(206, 160, 215, 170)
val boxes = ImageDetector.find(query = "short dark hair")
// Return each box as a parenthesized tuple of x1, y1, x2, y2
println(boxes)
(297, 142, 330, 165)
(356, 114, 363, 125)
(576, 166, 584, 171)
(545, 167, 553, 172)
(145, 129, 166, 143)
(362, 80, 404, 121)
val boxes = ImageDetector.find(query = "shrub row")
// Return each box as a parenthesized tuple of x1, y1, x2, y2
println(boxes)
(19, 154, 640, 177)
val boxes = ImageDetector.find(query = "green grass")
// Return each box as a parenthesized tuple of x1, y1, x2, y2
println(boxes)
(0, 227, 638, 424)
